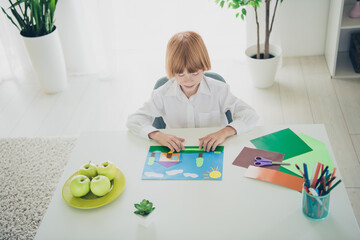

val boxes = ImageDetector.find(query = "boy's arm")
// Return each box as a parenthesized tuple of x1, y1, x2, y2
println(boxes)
(149, 131, 185, 152)
(126, 92, 164, 139)
(221, 85, 259, 135)
(198, 83, 258, 152)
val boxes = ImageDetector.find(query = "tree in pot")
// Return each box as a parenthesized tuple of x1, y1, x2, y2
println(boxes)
(215, 0, 284, 88)
(215, 0, 283, 59)
(1, 0, 67, 94)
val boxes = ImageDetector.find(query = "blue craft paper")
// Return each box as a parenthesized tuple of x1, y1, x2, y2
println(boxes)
(142, 150, 223, 180)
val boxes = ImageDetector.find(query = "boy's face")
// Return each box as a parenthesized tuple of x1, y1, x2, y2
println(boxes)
(175, 69, 204, 98)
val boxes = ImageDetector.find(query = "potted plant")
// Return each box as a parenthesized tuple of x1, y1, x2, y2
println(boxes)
(1, 0, 67, 94)
(215, 0, 283, 88)
(134, 199, 156, 227)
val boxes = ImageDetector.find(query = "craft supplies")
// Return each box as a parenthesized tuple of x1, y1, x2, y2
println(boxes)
(302, 184, 330, 220)
(297, 162, 341, 221)
(253, 156, 291, 167)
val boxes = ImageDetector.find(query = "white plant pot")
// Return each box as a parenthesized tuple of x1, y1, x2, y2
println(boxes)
(22, 27, 67, 94)
(245, 44, 282, 88)
(135, 211, 156, 228)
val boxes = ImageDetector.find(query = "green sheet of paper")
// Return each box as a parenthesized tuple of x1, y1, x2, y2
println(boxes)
(282, 133, 335, 177)
(250, 128, 312, 160)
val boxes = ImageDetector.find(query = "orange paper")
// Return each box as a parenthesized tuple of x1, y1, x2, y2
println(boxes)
(245, 165, 304, 192)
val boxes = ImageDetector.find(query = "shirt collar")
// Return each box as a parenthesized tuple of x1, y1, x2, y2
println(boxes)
(165, 76, 211, 98)
(197, 76, 211, 96)
(164, 78, 178, 96)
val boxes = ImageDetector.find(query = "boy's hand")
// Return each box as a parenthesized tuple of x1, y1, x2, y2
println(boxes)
(198, 126, 236, 152)
(148, 131, 185, 152)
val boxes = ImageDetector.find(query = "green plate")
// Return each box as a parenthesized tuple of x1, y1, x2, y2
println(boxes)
(62, 168, 126, 209)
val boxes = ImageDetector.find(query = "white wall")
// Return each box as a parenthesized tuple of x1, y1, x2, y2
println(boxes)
(246, 0, 330, 57)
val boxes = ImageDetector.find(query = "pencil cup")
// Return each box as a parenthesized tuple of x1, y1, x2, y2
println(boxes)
(302, 185, 330, 221)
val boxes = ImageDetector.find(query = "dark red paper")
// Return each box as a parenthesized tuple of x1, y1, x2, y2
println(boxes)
(232, 147, 285, 171)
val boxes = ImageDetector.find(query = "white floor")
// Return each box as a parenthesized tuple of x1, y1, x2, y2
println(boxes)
(0, 0, 359, 228)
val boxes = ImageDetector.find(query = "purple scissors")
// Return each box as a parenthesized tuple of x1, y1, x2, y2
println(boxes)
(254, 156, 291, 167)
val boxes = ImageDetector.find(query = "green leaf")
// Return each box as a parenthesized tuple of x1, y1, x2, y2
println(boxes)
(232, 3, 240, 9)
(1, 7, 20, 30)
(49, 0, 55, 21)
(10, 0, 26, 8)
(220, 0, 225, 8)
(241, 14, 244, 20)
(10, 7, 25, 29)
(29, 0, 35, 29)
(140, 199, 149, 206)
(241, 8, 247, 15)
(134, 204, 142, 210)
(45, 11, 50, 33)
(235, 12, 240, 18)
(134, 199, 155, 216)
(34, 1, 41, 34)
(23, 1, 29, 25)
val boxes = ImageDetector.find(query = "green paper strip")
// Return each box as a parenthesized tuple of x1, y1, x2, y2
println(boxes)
(149, 146, 224, 153)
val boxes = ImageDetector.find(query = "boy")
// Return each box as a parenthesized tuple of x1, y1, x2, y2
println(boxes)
(127, 31, 258, 152)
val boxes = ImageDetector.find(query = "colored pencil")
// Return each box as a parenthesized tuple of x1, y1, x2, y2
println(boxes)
(325, 171, 331, 181)
(325, 169, 329, 179)
(311, 162, 322, 188)
(315, 166, 329, 189)
(303, 163, 310, 188)
(328, 168, 337, 188)
(326, 176, 336, 186)
(295, 164, 305, 178)
(319, 177, 326, 196)
(325, 179, 342, 194)
(310, 162, 317, 186)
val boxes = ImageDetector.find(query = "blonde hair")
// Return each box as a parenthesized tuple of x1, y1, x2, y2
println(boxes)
(165, 31, 211, 79)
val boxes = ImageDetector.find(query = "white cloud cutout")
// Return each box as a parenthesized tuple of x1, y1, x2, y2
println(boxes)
(144, 172, 164, 178)
(166, 169, 184, 176)
(183, 173, 199, 178)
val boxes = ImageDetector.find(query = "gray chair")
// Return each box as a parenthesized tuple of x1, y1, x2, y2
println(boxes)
(152, 72, 233, 129)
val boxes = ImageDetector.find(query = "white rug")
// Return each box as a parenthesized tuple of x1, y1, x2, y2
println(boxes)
(0, 137, 77, 240)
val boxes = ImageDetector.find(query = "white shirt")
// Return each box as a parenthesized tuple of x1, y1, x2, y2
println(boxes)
(126, 76, 259, 139)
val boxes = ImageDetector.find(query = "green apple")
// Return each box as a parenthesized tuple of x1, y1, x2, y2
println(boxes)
(90, 175, 111, 197)
(70, 175, 90, 197)
(96, 161, 117, 181)
(78, 162, 97, 179)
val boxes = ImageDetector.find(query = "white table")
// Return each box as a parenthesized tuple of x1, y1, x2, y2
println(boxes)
(35, 125, 360, 240)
